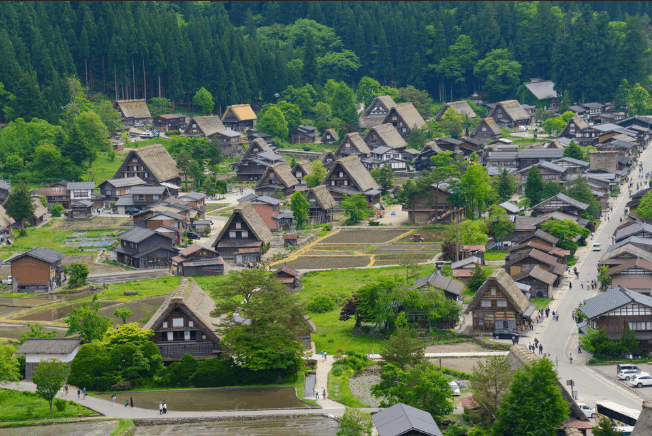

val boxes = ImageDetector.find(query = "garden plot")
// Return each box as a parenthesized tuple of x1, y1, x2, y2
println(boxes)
(51, 216, 129, 231)
(285, 228, 441, 270)
(63, 233, 117, 251)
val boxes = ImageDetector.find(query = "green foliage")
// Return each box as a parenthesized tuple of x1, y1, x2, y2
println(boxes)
(341, 194, 373, 225)
(563, 140, 584, 161)
(488, 204, 514, 242)
(104, 323, 154, 346)
(338, 408, 373, 436)
(440, 107, 465, 139)
(307, 295, 336, 313)
(396, 86, 433, 118)
(542, 116, 565, 135)
(494, 169, 517, 202)
(524, 166, 544, 207)
(355, 76, 398, 107)
(564, 177, 601, 218)
(460, 165, 494, 217)
(471, 356, 513, 418)
(113, 307, 134, 324)
(324, 80, 357, 126)
(381, 327, 426, 370)
(32, 359, 70, 412)
(256, 105, 289, 139)
(597, 265, 611, 290)
(592, 418, 622, 436)
(276, 100, 302, 133)
(474, 49, 522, 101)
(467, 264, 490, 294)
(192, 86, 214, 114)
(5, 184, 35, 229)
(290, 191, 310, 229)
(19, 323, 56, 344)
(492, 359, 569, 436)
(68, 263, 90, 288)
(304, 160, 327, 188)
(65, 296, 113, 342)
(446, 219, 488, 246)
(541, 219, 590, 254)
(637, 190, 652, 220)
(370, 164, 394, 191)
(561, 111, 577, 123)
(372, 362, 454, 420)
(0, 344, 19, 385)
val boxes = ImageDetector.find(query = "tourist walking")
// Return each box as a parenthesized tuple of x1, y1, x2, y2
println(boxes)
(130, 396, 133, 408)
(555, 357, 559, 367)
(569, 281, 572, 290)
(569, 352, 573, 364)
(581, 281, 584, 289)
(112, 394, 116, 405)
(82, 387, 86, 399)
(314, 389, 319, 399)
(163, 401, 167, 414)
(159, 402, 163, 415)
(64, 384, 68, 397)
(77, 389, 81, 400)
(322, 388, 327, 400)
(539, 344, 543, 355)
(125, 401, 129, 408)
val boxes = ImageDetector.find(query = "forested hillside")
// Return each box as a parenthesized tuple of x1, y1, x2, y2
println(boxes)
(0, 1, 651, 124)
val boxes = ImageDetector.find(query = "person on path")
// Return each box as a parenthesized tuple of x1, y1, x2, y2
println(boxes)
(163, 401, 167, 414)
(581, 281, 584, 289)
(555, 357, 559, 367)
(159, 402, 163, 415)
(546, 308, 550, 317)
(322, 388, 327, 400)
(569, 352, 573, 364)
(536, 314, 540, 324)
(64, 384, 68, 397)
(112, 394, 116, 405)
(125, 400, 128, 407)
(569, 281, 572, 290)
(539, 344, 543, 355)
(530, 321, 534, 331)
(130, 396, 133, 408)
(556, 314, 559, 321)
(77, 389, 81, 400)
(578, 345, 582, 354)
(82, 387, 86, 399)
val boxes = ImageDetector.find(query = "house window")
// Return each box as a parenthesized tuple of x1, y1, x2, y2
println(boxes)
(478, 319, 484, 325)
(163, 322, 168, 328)
(482, 127, 487, 131)
(161, 333, 167, 341)
(173, 331, 184, 341)
(392, 116, 397, 121)
(331, 180, 335, 186)
(236, 222, 242, 229)
(490, 288, 496, 296)
(172, 318, 183, 327)
(189, 321, 194, 327)
(481, 300, 492, 307)
(339, 172, 344, 177)
(229, 231, 236, 238)
(241, 231, 249, 238)
(124, 173, 128, 178)
(345, 142, 350, 148)
(190, 331, 197, 340)
(344, 180, 349, 186)
(153, 195, 159, 200)
(144, 172, 149, 178)
(402, 128, 406, 132)
(497, 300, 507, 307)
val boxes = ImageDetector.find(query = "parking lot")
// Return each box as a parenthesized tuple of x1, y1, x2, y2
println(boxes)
(592, 362, 652, 390)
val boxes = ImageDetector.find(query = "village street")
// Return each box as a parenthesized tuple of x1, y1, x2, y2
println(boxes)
(529, 144, 652, 411)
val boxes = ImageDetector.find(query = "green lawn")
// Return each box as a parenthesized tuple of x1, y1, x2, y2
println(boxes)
(300, 266, 431, 354)
(328, 367, 369, 408)
(83, 151, 127, 184)
(484, 250, 507, 261)
(530, 298, 554, 310)
(0, 389, 94, 422)
(100, 277, 182, 301)
(110, 419, 134, 436)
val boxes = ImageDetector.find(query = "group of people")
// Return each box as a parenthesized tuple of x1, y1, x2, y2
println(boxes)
(580, 280, 599, 290)
(529, 337, 544, 355)
(314, 388, 327, 400)
(159, 401, 167, 414)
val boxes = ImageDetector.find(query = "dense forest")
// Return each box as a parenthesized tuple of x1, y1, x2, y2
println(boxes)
(0, 1, 651, 124)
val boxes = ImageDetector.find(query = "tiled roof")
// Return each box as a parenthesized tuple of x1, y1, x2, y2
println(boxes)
(512, 266, 556, 285)
(606, 258, 652, 275)
(579, 286, 652, 319)
(119, 227, 157, 243)
(17, 338, 81, 355)
(372, 403, 442, 436)
(10, 247, 64, 265)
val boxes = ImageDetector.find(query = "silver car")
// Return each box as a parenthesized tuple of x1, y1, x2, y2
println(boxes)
(630, 374, 652, 388)
(618, 369, 646, 380)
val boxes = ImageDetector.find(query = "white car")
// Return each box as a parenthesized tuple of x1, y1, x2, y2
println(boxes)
(618, 370, 648, 380)
(577, 402, 596, 418)
(448, 381, 461, 396)
(593, 243, 601, 251)
(630, 374, 652, 388)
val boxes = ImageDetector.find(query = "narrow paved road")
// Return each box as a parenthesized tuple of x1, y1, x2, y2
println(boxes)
(529, 143, 652, 412)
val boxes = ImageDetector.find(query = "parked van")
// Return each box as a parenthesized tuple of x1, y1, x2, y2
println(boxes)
(617, 364, 640, 374)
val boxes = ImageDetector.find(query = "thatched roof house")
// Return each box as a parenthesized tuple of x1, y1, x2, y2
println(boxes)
(306, 185, 337, 224)
(212, 202, 274, 263)
(487, 100, 530, 128)
(335, 132, 371, 158)
(321, 128, 340, 144)
(322, 155, 381, 205)
(363, 124, 407, 150)
(435, 101, 477, 121)
(113, 144, 181, 186)
(292, 160, 313, 185)
(359, 95, 397, 129)
(182, 115, 226, 137)
(383, 102, 426, 141)
(144, 278, 224, 360)
(254, 162, 300, 197)
(114, 99, 152, 125)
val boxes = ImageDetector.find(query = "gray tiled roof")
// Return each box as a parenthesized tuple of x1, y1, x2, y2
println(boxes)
(579, 286, 652, 319)
(615, 223, 652, 242)
(17, 338, 81, 355)
(11, 247, 65, 264)
(67, 181, 95, 190)
(237, 194, 282, 205)
(525, 80, 558, 100)
(553, 157, 589, 167)
(179, 192, 206, 201)
(517, 148, 565, 159)
(114, 196, 134, 206)
(119, 227, 157, 243)
(499, 201, 521, 214)
(372, 403, 442, 436)
(102, 177, 146, 188)
(131, 186, 168, 195)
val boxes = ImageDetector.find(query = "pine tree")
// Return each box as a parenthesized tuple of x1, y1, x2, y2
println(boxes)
(302, 32, 318, 86)
(11, 74, 45, 121)
(374, 29, 392, 85)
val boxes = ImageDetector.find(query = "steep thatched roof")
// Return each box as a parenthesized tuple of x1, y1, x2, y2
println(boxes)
(359, 95, 397, 129)
(186, 116, 225, 137)
(365, 124, 407, 149)
(435, 101, 478, 121)
(144, 278, 224, 343)
(335, 132, 371, 157)
(32, 198, 47, 219)
(493, 100, 530, 122)
(116, 99, 151, 119)
(129, 144, 180, 183)
(386, 103, 426, 130)
(214, 202, 273, 245)
(567, 117, 590, 131)
(256, 162, 299, 189)
(465, 268, 530, 314)
(322, 128, 340, 142)
(472, 117, 502, 137)
(222, 104, 257, 121)
(308, 185, 337, 210)
(292, 160, 312, 176)
(324, 155, 380, 192)
(0, 205, 15, 228)
(241, 138, 273, 162)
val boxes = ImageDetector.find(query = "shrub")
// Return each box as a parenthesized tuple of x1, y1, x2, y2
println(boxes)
(369, 220, 380, 226)
(51, 204, 64, 217)
(332, 367, 343, 377)
(53, 398, 67, 412)
(307, 296, 335, 313)
(110, 380, 132, 391)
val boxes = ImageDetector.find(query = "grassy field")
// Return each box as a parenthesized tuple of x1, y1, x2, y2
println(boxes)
(110, 419, 134, 436)
(484, 250, 508, 261)
(100, 277, 182, 301)
(327, 367, 369, 408)
(83, 151, 127, 185)
(530, 298, 554, 310)
(0, 389, 94, 421)
(300, 265, 431, 354)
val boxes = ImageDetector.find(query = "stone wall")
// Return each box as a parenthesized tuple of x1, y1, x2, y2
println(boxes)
(589, 151, 618, 172)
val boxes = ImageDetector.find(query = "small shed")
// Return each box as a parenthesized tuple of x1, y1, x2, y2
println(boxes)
(71, 200, 93, 220)
(273, 266, 301, 290)
(372, 403, 443, 436)
(283, 233, 298, 247)
(273, 212, 294, 231)
(17, 338, 82, 381)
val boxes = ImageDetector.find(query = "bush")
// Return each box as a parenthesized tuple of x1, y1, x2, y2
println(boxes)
(53, 398, 67, 412)
(307, 296, 335, 313)
(51, 204, 64, 217)
(110, 380, 132, 391)
(369, 220, 380, 226)
(332, 367, 343, 377)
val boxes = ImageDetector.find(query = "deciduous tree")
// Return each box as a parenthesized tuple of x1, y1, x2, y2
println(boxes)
(66, 296, 113, 342)
(20, 323, 56, 344)
(304, 160, 326, 188)
(524, 166, 544, 207)
(471, 356, 513, 418)
(193, 86, 214, 114)
(563, 140, 584, 161)
(33, 359, 70, 412)
(68, 263, 90, 288)
(341, 193, 373, 225)
(440, 107, 465, 139)
(541, 219, 590, 254)
(113, 307, 133, 325)
(256, 105, 288, 139)
(338, 408, 373, 436)
(290, 191, 309, 229)
(0, 344, 19, 385)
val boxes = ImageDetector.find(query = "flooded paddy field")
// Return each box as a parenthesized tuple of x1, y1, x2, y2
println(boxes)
(95, 387, 312, 412)
(0, 322, 66, 340)
(133, 416, 339, 435)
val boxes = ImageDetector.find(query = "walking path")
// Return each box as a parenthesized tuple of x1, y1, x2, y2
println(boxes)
(3, 381, 347, 419)
(368, 352, 509, 360)
(309, 353, 347, 411)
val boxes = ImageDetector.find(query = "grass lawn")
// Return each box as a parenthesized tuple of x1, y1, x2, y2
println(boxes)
(327, 367, 369, 408)
(110, 419, 134, 436)
(100, 277, 182, 301)
(300, 265, 431, 354)
(484, 250, 507, 261)
(530, 298, 554, 310)
(0, 389, 94, 421)
(83, 151, 127, 185)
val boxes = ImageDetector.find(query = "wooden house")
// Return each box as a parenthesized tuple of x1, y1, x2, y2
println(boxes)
(130, 186, 171, 209)
(18, 339, 81, 381)
(114, 99, 152, 126)
(435, 137, 463, 154)
(485, 152, 519, 170)
(291, 125, 317, 144)
(403, 181, 465, 224)
(283, 233, 298, 247)
(181, 115, 225, 138)
(306, 185, 337, 224)
(321, 128, 339, 144)
(599, 243, 652, 269)
(234, 139, 284, 182)
(0, 205, 15, 235)
(321, 155, 381, 206)
(516, 148, 564, 169)
(606, 260, 652, 294)
(486, 100, 530, 128)
(363, 146, 408, 172)
(334, 132, 371, 159)
(560, 117, 591, 139)
(99, 177, 146, 202)
(363, 124, 407, 151)
(435, 101, 477, 122)
(212, 202, 273, 264)
(254, 162, 299, 197)
(71, 200, 93, 219)
(26, 198, 47, 227)
(512, 266, 556, 298)
(32, 184, 70, 208)
(532, 193, 589, 217)
(273, 266, 301, 291)
(9, 247, 65, 293)
(372, 403, 443, 436)
(170, 245, 224, 277)
(144, 279, 223, 361)
(582, 102, 604, 117)
(67, 181, 95, 205)
(214, 129, 245, 156)
(237, 194, 282, 230)
(320, 150, 337, 169)
(464, 268, 536, 332)
(113, 144, 181, 186)
(115, 227, 177, 268)
(578, 286, 652, 345)
(412, 272, 464, 301)
(460, 137, 483, 156)
(153, 113, 187, 132)
(451, 256, 483, 283)
(516, 161, 570, 194)
(413, 142, 441, 172)
(221, 104, 257, 132)
(292, 160, 312, 186)
(524, 79, 560, 112)
(504, 248, 566, 284)
(358, 95, 397, 129)
(382, 102, 427, 141)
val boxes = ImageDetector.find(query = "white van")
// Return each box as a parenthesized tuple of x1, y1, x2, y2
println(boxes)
(593, 243, 601, 251)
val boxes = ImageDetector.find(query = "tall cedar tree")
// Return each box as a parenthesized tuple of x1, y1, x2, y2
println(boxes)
(524, 166, 544, 207)
(302, 32, 318, 86)
(381, 327, 426, 370)
(6, 184, 35, 229)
